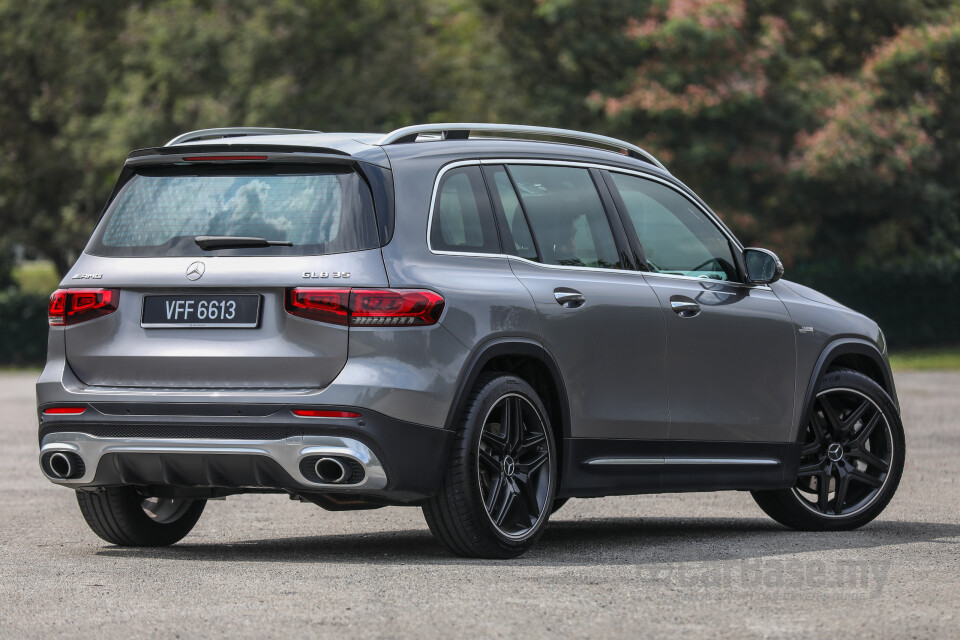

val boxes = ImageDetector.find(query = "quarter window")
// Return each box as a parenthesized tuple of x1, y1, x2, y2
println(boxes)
(507, 165, 621, 269)
(431, 166, 500, 254)
(609, 172, 738, 281)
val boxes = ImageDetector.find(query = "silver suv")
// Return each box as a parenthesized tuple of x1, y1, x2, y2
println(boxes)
(37, 124, 905, 558)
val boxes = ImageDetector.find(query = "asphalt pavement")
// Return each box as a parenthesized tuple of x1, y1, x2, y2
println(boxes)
(1, 370, 958, 639)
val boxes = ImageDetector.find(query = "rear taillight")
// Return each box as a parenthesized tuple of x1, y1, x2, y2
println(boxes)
(48, 289, 119, 326)
(285, 289, 351, 326)
(285, 288, 444, 327)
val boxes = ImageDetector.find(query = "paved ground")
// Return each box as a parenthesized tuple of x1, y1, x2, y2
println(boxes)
(1, 371, 958, 639)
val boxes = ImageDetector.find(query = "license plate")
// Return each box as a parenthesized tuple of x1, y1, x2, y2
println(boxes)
(141, 294, 261, 328)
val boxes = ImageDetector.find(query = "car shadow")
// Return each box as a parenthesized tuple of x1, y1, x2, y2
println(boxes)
(94, 517, 960, 566)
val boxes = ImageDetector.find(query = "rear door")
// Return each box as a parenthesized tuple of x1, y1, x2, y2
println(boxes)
(64, 161, 388, 389)
(604, 170, 797, 443)
(484, 162, 670, 441)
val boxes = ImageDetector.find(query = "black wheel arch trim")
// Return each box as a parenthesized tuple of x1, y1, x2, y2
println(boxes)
(444, 337, 571, 441)
(796, 337, 898, 445)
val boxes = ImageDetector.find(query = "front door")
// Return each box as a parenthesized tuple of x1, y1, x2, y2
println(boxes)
(606, 170, 797, 444)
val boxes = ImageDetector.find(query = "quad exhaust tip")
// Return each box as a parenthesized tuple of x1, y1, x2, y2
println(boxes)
(314, 457, 349, 484)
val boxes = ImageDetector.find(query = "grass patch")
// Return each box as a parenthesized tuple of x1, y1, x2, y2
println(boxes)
(13, 260, 60, 295)
(889, 346, 960, 371)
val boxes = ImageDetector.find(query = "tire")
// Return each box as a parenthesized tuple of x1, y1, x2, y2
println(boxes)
(423, 373, 558, 558)
(752, 368, 905, 531)
(550, 498, 569, 515)
(76, 486, 206, 546)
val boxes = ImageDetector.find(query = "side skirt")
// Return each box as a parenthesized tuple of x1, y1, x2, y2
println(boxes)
(558, 439, 801, 498)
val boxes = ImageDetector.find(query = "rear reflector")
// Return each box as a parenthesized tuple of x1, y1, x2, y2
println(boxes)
(182, 155, 269, 162)
(285, 288, 444, 327)
(43, 407, 86, 415)
(49, 289, 119, 326)
(292, 409, 362, 418)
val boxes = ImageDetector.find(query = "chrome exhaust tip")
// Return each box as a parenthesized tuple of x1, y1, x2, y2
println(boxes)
(314, 457, 349, 484)
(48, 452, 74, 479)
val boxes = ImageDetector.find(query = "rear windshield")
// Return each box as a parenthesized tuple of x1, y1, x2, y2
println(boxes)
(86, 165, 379, 257)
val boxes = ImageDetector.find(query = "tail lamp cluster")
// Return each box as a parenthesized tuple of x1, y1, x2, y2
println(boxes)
(285, 288, 444, 327)
(47, 287, 445, 328)
(48, 289, 118, 326)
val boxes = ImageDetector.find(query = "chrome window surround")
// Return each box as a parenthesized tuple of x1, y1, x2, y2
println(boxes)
(424, 159, 765, 289)
(39, 433, 388, 491)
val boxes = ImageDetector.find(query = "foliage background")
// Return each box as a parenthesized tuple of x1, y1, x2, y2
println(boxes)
(1, 0, 959, 361)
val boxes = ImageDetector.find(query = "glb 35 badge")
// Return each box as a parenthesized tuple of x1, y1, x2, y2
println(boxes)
(302, 271, 350, 279)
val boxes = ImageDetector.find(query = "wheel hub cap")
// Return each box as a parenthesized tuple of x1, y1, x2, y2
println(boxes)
(827, 442, 844, 462)
(502, 456, 516, 477)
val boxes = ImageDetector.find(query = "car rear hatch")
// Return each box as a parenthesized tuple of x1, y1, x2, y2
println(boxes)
(61, 150, 391, 389)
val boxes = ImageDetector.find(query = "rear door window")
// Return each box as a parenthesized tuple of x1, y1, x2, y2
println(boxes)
(506, 165, 622, 269)
(87, 165, 379, 257)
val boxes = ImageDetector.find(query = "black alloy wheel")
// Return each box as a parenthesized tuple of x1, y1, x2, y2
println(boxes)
(793, 387, 893, 517)
(423, 373, 557, 558)
(477, 393, 552, 538)
(752, 368, 905, 531)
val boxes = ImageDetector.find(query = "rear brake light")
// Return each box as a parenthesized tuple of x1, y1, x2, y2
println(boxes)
(285, 289, 350, 325)
(43, 407, 86, 415)
(182, 155, 269, 162)
(285, 288, 444, 327)
(292, 409, 361, 418)
(49, 289, 119, 326)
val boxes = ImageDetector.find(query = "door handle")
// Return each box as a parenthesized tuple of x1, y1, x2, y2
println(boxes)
(670, 296, 701, 318)
(554, 288, 586, 308)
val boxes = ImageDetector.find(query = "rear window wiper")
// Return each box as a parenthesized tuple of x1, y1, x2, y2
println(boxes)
(194, 236, 293, 250)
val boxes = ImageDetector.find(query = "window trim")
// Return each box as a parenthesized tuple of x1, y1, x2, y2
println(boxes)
(425, 158, 757, 284)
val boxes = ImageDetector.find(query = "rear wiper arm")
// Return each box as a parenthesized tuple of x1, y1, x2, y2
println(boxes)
(195, 235, 293, 250)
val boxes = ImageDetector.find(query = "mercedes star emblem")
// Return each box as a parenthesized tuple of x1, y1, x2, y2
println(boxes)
(185, 261, 205, 281)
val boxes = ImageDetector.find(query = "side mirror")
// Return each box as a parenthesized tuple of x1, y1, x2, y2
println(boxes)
(743, 248, 784, 285)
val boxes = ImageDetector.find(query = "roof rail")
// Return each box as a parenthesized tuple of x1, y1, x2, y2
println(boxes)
(165, 127, 322, 147)
(375, 123, 667, 171)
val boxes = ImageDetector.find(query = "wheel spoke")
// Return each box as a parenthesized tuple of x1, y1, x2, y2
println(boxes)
(848, 447, 889, 472)
(515, 451, 548, 482)
(507, 397, 523, 451)
(818, 395, 843, 435)
(478, 447, 500, 472)
(849, 468, 883, 488)
(481, 429, 508, 455)
(516, 478, 540, 525)
(833, 474, 850, 515)
(797, 462, 822, 477)
(484, 473, 506, 512)
(817, 471, 831, 512)
(493, 480, 518, 527)
(809, 410, 828, 447)
(852, 413, 882, 449)
(518, 431, 546, 455)
(841, 399, 871, 437)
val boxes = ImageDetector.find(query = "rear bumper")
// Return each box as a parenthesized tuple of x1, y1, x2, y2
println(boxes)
(38, 406, 452, 502)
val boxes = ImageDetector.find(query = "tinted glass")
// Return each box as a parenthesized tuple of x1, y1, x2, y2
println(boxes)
(507, 165, 621, 269)
(88, 165, 378, 257)
(486, 166, 538, 261)
(610, 172, 737, 281)
(430, 166, 500, 254)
